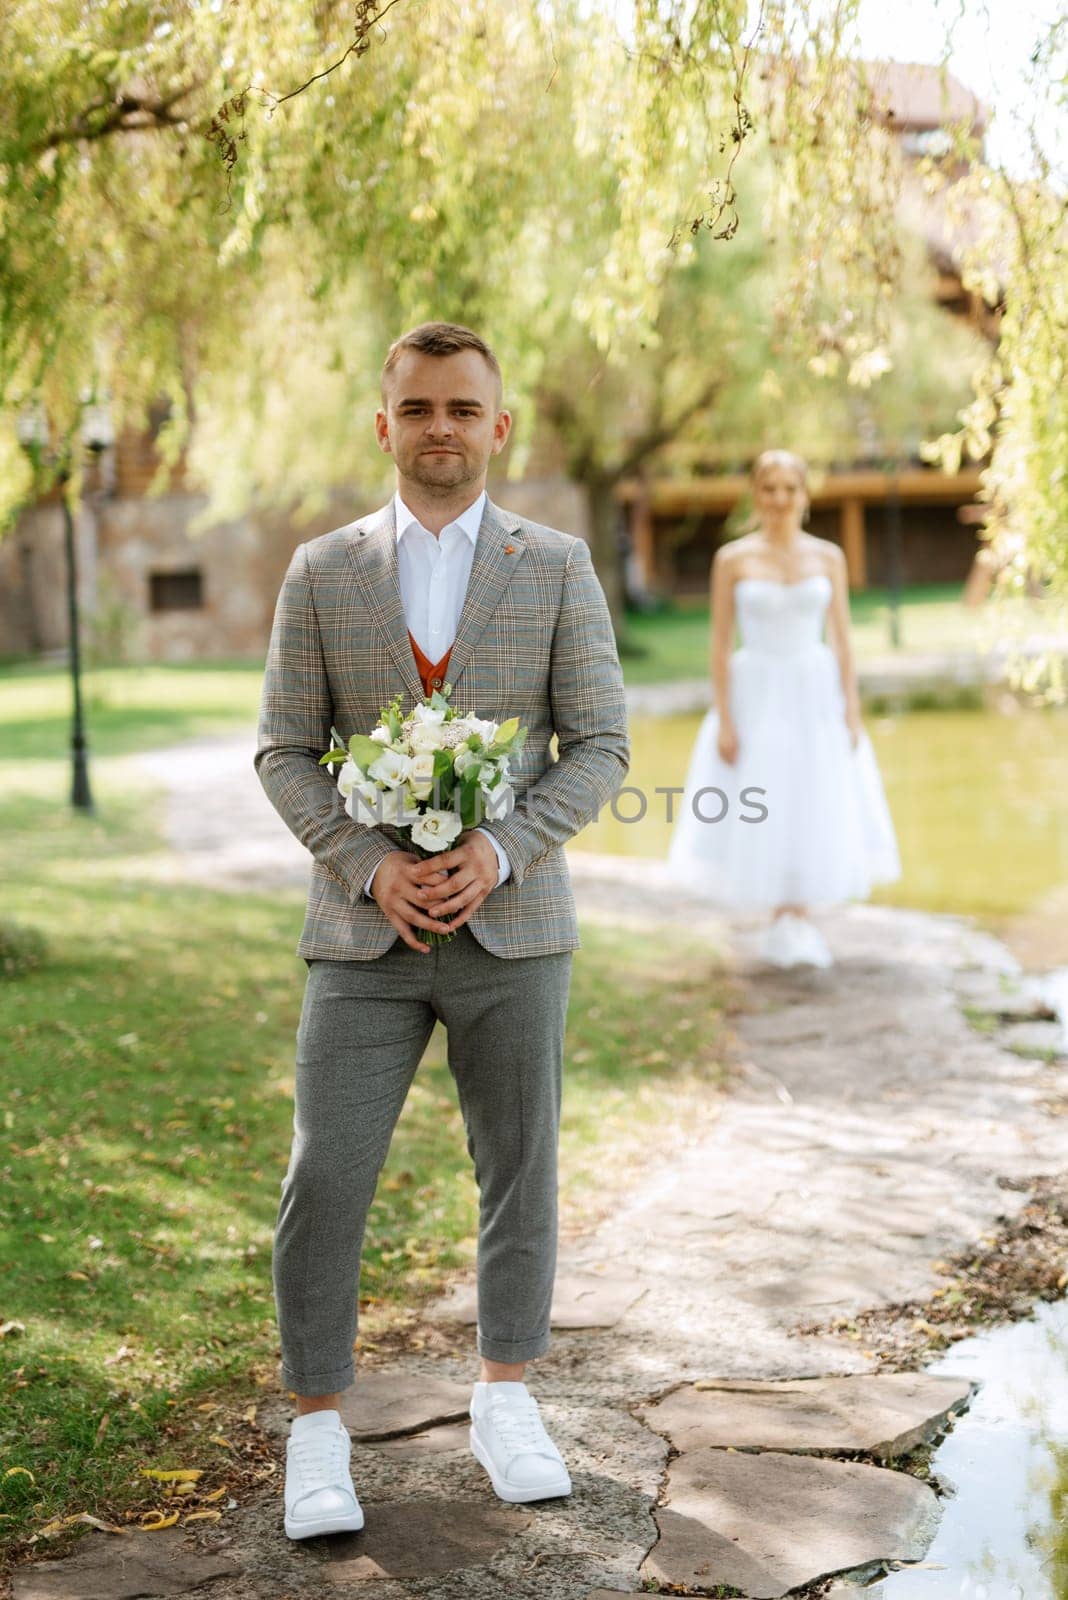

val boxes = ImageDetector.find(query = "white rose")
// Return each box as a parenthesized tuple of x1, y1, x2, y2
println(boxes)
(410, 808, 463, 852)
(481, 781, 515, 821)
(336, 758, 364, 797)
(464, 716, 499, 745)
(368, 748, 413, 788)
(409, 749, 437, 801)
(453, 746, 483, 779)
(413, 702, 447, 726)
(344, 778, 388, 825)
(370, 725, 392, 745)
(408, 721, 445, 754)
(376, 785, 419, 827)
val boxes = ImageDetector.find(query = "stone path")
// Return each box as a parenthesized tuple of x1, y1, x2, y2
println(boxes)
(16, 735, 1068, 1599)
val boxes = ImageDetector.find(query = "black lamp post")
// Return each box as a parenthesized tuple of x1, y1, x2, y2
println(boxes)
(17, 403, 114, 814)
(884, 465, 903, 651)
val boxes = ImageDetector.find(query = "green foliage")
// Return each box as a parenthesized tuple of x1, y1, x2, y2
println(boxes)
(0, 0, 1063, 655)
(0, 725, 730, 1564)
(916, 20, 1068, 697)
(0, 918, 49, 977)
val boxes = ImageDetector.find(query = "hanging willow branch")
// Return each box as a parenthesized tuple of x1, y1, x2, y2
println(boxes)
(206, 0, 408, 187)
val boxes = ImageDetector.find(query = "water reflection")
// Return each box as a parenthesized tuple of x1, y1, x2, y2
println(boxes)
(878, 1298, 1068, 1598)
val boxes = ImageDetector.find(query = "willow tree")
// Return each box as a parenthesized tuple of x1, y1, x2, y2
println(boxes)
(1, 0, 1063, 648)
(914, 16, 1068, 696)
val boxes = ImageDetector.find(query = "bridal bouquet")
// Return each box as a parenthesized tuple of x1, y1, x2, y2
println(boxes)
(320, 685, 527, 941)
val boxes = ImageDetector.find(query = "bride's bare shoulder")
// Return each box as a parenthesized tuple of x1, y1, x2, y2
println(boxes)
(714, 536, 755, 570)
(802, 533, 845, 574)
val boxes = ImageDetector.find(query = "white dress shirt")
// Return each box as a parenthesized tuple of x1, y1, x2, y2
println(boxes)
(363, 488, 510, 898)
(395, 488, 484, 659)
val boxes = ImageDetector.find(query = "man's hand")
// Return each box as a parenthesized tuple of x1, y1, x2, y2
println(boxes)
(371, 852, 455, 953)
(409, 831, 499, 935)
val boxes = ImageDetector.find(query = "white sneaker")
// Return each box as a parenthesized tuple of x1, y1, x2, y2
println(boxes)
(762, 914, 833, 969)
(762, 913, 804, 967)
(469, 1381, 572, 1504)
(284, 1410, 364, 1540)
(795, 918, 834, 968)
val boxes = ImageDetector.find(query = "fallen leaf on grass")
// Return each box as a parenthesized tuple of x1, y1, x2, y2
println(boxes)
(139, 1510, 180, 1530)
(3, 1468, 35, 1484)
(104, 1344, 135, 1365)
(182, 1510, 222, 1524)
(39, 1512, 128, 1538)
(94, 1413, 110, 1445)
(0, 1320, 26, 1338)
(139, 1468, 203, 1483)
(198, 1487, 228, 1503)
(207, 1435, 231, 1448)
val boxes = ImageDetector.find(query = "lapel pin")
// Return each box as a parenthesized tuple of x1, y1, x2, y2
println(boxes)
(504, 544, 515, 554)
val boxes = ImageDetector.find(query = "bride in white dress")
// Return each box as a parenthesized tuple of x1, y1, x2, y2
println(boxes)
(667, 449, 901, 968)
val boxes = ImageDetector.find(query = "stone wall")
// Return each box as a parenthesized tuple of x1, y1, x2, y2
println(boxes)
(0, 474, 589, 664)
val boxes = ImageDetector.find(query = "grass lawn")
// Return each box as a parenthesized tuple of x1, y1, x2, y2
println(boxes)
(0, 743, 732, 1572)
(619, 583, 1049, 685)
(0, 583, 1045, 746)
(0, 658, 265, 762)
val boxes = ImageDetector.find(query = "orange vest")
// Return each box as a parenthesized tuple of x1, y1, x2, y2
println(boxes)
(408, 630, 452, 699)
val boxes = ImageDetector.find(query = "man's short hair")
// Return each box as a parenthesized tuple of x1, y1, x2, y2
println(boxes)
(380, 322, 503, 407)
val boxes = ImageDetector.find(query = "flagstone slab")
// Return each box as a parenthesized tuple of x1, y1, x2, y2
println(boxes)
(430, 1269, 647, 1329)
(337, 1370, 472, 1440)
(736, 1266, 901, 1312)
(952, 970, 1049, 1020)
(12, 1533, 242, 1599)
(362, 1420, 471, 1459)
(641, 1448, 940, 1599)
(998, 1019, 1067, 1059)
(638, 1373, 973, 1461)
(320, 1498, 532, 1583)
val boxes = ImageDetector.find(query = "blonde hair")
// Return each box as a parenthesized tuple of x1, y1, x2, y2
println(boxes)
(752, 448, 809, 492)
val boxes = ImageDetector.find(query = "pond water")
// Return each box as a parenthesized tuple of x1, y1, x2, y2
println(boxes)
(569, 705, 1068, 936)
(875, 1299, 1068, 1599)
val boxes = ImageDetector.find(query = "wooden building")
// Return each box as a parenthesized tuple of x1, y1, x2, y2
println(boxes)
(619, 466, 985, 596)
(616, 61, 996, 598)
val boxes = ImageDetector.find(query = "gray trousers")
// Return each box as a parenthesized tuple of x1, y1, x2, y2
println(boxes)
(273, 926, 572, 1395)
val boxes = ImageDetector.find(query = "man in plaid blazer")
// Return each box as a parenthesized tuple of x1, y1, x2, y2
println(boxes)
(255, 323, 628, 1539)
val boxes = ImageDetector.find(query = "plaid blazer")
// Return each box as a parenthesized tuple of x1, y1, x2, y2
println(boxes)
(254, 497, 629, 960)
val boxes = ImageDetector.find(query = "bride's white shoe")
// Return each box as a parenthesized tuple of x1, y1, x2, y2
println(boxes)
(761, 914, 834, 969)
(796, 918, 834, 968)
(762, 914, 804, 967)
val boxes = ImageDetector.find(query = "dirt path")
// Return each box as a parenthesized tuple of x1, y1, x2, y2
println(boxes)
(17, 735, 1068, 1600)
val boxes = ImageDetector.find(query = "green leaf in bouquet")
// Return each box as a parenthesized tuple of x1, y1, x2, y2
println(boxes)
(319, 747, 349, 766)
(458, 771, 485, 829)
(432, 748, 457, 806)
(486, 721, 527, 760)
(348, 733, 386, 771)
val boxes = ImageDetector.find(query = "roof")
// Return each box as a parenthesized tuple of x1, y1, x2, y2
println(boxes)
(863, 60, 989, 133)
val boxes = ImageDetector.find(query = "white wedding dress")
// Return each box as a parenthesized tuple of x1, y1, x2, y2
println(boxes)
(667, 574, 901, 910)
